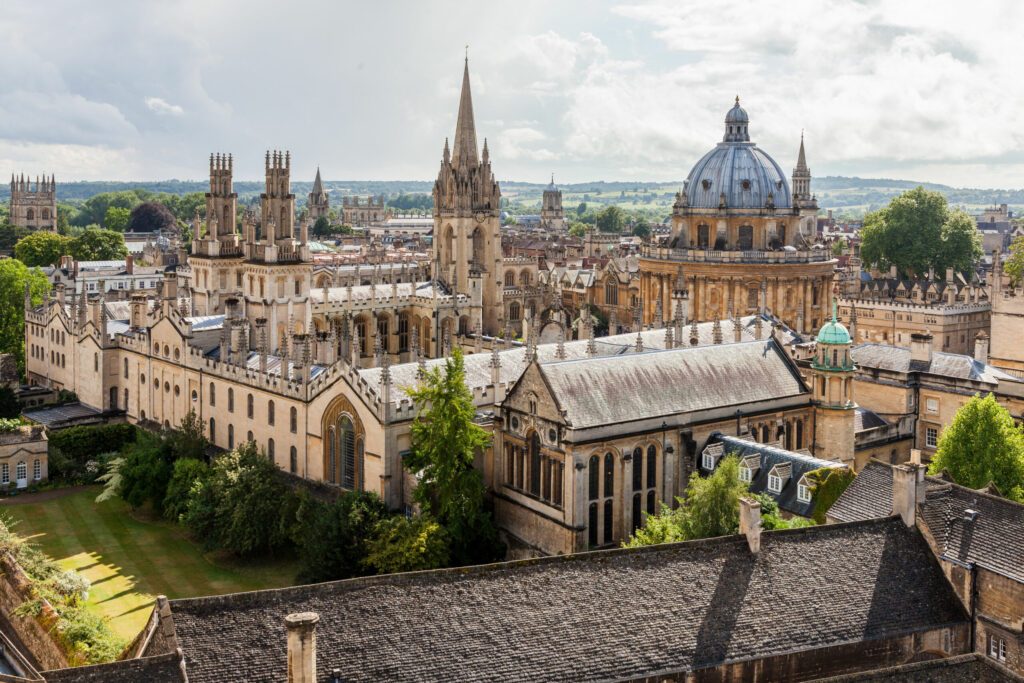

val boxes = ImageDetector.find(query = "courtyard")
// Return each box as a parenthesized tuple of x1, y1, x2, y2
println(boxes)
(1, 487, 299, 641)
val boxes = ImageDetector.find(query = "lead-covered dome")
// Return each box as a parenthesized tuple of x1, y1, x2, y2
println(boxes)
(682, 97, 792, 210)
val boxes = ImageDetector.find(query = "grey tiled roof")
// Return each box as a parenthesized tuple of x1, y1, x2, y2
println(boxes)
(828, 461, 897, 523)
(540, 339, 806, 429)
(43, 652, 185, 682)
(852, 343, 1021, 385)
(702, 434, 845, 517)
(919, 481, 1024, 583)
(164, 517, 965, 683)
(854, 407, 887, 432)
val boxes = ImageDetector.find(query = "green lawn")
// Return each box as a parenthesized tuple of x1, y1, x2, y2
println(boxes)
(0, 487, 299, 642)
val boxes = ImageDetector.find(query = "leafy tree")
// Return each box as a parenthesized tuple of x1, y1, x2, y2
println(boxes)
(576, 202, 587, 217)
(127, 201, 177, 234)
(115, 432, 173, 511)
(928, 393, 1024, 501)
(405, 347, 503, 565)
(163, 458, 209, 522)
(103, 206, 131, 232)
(595, 205, 626, 233)
(568, 222, 587, 238)
(859, 187, 982, 277)
(831, 237, 847, 257)
(312, 216, 332, 237)
(183, 442, 294, 556)
(69, 228, 128, 261)
(73, 191, 143, 227)
(165, 409, 208, 462)
(753, 493, 814, 530)
(1004, 235, 1024, 286)
(0, 387, 20, 419)
(364, 514, 450, 574)
(0, 224, 29, 252)
(294, 491, 388, 583)
(632, 217, 651, 239)
(625, 454, 748, 546)
(14, 231, 70, 267)
(0, 259, 50, 373)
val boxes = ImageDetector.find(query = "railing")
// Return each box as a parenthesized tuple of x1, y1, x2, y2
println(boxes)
(641, 245, 832, 264)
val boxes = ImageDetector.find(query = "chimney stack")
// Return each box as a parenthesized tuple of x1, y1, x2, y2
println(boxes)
(909, 332, 933, 365)
(285, 612, 319, 683)
(974, 331, 989, 365)
(739, 497, 762, 554)
(892, 462, 926, 527)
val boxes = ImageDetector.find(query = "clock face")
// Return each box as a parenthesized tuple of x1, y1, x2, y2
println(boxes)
(475, 212, 485, 223)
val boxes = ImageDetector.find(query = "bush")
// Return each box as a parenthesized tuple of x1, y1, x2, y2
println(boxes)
(163, 458, 209, 522)
(0, 418, 22, 433)
(183, 442, 295, 557)
(364, 515, 450, 574)
(116, 433, 172, 512)
(295, 490, 388, 583)
(49, 424, 136, 468)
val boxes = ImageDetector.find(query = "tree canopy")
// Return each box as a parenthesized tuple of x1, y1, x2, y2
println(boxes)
(103, 206, 131, 233)
(595, 205, 626, 233)
(928, 393, 1024, 501)
(859, 187, 982, 278)
(127, 201, 177, 234)
(1004, 235, 1024, 286)
(632, 217, 651, 238)
(0, 259, 50, 373)
(14, 231, 69, 267)
(404, 347, 502, 565)
(69, 228, 128, 261)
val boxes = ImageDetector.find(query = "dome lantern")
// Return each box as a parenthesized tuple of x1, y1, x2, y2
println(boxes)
(724, 96, 750, 143)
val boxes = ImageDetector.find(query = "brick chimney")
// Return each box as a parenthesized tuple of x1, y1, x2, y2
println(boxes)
(892, 462, 926, 527)
(910, 332, 932, 365)
(285, 612, 319, 683)
(125, 253, 134, 275)
(739, 497, 762, 554)
(974, 331, 989, 365)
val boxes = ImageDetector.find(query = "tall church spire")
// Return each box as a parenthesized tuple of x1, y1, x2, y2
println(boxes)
(792, 131, 811, 201)
(311, 167, 324, 196)
(451, 57, 479, 170)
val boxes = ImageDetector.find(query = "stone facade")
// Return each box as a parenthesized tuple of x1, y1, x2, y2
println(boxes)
(0, 425, 47, 490)
(539, 175, 565, 232)
(989, 250, 1024, 376)
(9, 174, 57, 231)
(341, 196, 388, 225)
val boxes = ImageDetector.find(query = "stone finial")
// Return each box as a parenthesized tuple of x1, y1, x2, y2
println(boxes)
(555, 325, 566, 360)
(753, 315, 764, 340)
(733, 312, 743, 343)
(442, 325, 452, 358)
(609, 309, 618, 336)
(653, 297, 664, 330)
(350, 325, 360, 367)
(712, 315, 723, 345)
(373, 325, 383, 367)
(410, 325, 421, 365)
(664, 326, 674, 349)
(474, 322, 482, 353)
(689, 317, 699, 346)
(635, 330, 644, 353)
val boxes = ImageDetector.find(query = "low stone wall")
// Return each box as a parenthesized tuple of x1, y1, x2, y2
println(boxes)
(0, 552, 67, 671)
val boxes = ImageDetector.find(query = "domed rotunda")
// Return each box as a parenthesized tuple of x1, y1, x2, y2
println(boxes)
(639, 98, 834, 335)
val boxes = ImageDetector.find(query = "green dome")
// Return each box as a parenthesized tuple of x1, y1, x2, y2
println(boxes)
(816, 319, 851, 345)
(817, 301, 851, 345)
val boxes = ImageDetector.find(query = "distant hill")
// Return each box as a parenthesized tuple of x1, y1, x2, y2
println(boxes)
(1, 176, 1020, 218)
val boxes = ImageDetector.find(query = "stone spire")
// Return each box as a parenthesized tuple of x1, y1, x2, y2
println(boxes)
(410, 325, 420, 365)
(451, 56, 479, 171)
(555, 325, 566, 360)
(311, 167, 325, 198)
(792, 131, 812, 200)
(733, 311, 743, 343)
(635, 330, 644, 353)
(350, 325, 360, 367)
(586, 315, 597, 356)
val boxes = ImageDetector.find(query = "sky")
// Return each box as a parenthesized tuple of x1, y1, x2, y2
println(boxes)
(0, 0, 1021, 188)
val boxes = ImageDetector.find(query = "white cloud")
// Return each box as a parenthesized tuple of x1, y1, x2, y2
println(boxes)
(145, 97, 184, 116)
(493, 127, 559, 161)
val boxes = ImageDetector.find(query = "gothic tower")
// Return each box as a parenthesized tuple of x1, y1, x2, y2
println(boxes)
(541, 174, 565, 232)
(432, 57, 503, 336)
(189, 154, 243, 315)
(10, 174, 57, 231)
(307, 167, 329, 222)
(811, 301, 857, 466)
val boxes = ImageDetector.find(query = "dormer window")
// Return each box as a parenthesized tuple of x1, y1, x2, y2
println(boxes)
(702, 179, 712, 191)
(702, 442, 724, 471)
(767, 463, 792, 493)
(738, 455, 759, 483)
(797, 475, 812, 503)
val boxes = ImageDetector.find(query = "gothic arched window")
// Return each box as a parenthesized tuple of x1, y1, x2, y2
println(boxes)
(336, 416, 357, 489)
(509, 302, 521, 321)
(268, 400, 275, 426)
(528, 432, 541, 497)
(471, 227, 485, 270)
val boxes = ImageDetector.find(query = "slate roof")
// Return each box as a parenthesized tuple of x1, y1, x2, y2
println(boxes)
(43, 652, 185, 682)
(23, 402, 103, 427)
(701, 434, 846, 517)
(539, 339, 806, 429)
(919, 480, 1024, 583)
(809, 653, 1023, 682)
(854, 407, 888, 432)
(852, 343, 1021, 385)
(359, 316, 795, 411)
(828, 461, 948, 524)
(163, 517, 965, 683)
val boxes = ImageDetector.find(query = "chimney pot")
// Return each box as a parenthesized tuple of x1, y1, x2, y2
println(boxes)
(910, 332, 933, 365)
(892, 463, 926, 527)
(285, 611, 319, 683)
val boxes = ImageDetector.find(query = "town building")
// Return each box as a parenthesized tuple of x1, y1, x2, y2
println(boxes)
(837, 268, 990, 355)
(639, 100, 834, 335)
(9, 174, 57, 231)
(0, 424, 47, 490)
(830, 459, 1024, 676)
(341, 195, 388, 225)
(989, 250, 1024, 376)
